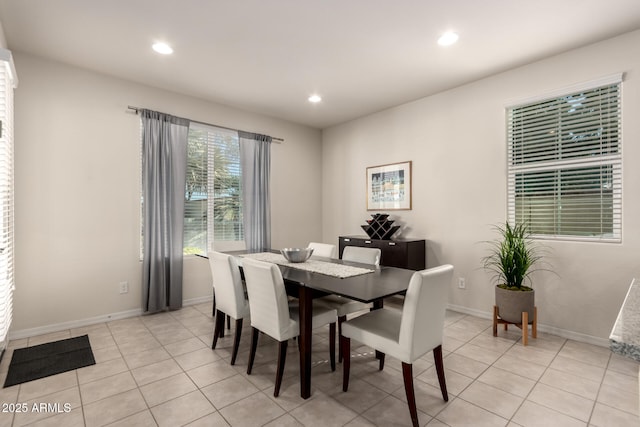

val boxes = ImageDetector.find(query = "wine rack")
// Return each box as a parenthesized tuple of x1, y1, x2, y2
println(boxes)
(360, 213, 400, 240)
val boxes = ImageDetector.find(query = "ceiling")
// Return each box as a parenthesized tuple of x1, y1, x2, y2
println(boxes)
(1, 1, 640, 129)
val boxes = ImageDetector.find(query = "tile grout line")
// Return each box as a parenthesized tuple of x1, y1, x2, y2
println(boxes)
(585, 350, 612, 426)
(436, 325, 518, 425)
(505, 336, 567, 425)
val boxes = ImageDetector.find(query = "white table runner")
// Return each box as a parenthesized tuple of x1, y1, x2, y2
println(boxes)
(241, 252, 375, 279)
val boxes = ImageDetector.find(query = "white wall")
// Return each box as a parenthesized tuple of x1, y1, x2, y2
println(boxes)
(0, 20, 6, 49)
(322, 30, 640, 343)
(12, 53, 322, 334)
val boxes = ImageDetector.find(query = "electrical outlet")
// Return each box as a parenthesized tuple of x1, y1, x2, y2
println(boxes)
(458, 278, 466, 289)
(119, 281, 129, 294)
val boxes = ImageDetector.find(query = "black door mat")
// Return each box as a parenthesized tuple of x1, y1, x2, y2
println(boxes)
(3, 335, 95, 387)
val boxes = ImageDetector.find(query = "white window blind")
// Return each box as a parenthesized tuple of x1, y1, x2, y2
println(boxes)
(184, 123, 243, 255)
(0, 49, 17, 350)
(507, 77, 622, 241)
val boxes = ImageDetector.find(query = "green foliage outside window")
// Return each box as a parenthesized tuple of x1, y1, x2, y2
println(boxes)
(184, 126, 243, 255)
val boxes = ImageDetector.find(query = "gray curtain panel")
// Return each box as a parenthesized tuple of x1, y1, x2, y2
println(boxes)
(141, 109, 190, 313)
(239, 132, 272, 251)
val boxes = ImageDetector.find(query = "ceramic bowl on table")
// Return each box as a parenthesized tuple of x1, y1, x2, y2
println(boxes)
(281, 248, 314, 263)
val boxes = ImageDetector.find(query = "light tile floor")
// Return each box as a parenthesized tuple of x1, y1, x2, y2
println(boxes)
(0, 300, 638, 426)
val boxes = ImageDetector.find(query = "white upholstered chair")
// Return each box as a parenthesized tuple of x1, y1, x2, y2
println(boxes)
(342, 246, 381, 266)
(341, 264, 454, 427)
(208, 251, 250, 365)
(241, 258, 338, 397)
(308, 242, 337, 259)
(317, 246, 381, 362)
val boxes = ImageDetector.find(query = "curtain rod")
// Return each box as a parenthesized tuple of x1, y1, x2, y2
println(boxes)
(127, 106, 283, 143)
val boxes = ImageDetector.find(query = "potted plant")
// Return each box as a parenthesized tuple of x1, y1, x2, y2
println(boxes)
(483, 222, 544, 341)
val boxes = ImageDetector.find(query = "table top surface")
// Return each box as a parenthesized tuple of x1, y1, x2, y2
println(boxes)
(610, 278, 640, 362)
(225, 249, 415, 303)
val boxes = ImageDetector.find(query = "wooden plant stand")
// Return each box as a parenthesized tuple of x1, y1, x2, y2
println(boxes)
(493, 305, 537, 346)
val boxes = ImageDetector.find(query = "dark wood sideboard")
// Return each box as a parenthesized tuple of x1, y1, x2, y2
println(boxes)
(338, 235, 426, 270)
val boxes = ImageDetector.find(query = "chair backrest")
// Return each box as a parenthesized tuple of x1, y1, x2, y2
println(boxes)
(342, 246, 381, 266)
(208, 251, 247, 319)
(399, 264, 454, 361)
(308, 242, 337, 258)
(241, 258, 296, 341)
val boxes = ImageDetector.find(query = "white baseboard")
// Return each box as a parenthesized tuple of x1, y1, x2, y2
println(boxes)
(447, 303, 609, 348)
(183, 295, 214, 307)
(8, 308, 143, 341)
(8, 296, 214, 341)
(8, 298, 608, 349)
(447, 304, 491, 320)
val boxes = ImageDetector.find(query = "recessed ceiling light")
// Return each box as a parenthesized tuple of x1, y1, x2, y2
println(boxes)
(152, 42, 173, 55)
(308, 94, 322, 103)
(437, 31, 459, 46)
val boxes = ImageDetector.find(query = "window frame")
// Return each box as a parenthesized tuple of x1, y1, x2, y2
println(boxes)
(506, 74, 623, 243)
(0, 49, 16, 350)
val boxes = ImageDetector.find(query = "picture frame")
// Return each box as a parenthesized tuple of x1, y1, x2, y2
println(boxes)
(366, 161, 412, 210)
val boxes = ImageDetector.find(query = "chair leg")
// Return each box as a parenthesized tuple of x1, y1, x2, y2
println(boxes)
(329, 323, 336, 372)
(337, 315, 346, 362)
(433, 345, 448, 401)
(230, 318, 243, 365)
(212, 293, 216, 316)
(212, 309, 225, 349)
(219, 310, 225, 338)
(377, 351, 385, 371)
(227, 314, 231, 330)
(274, 340, 288, 397)
(341, 335, 351, 392)
(401, 362, 419, 427)
(211, 310, 218, 349)
(247, 327, 259, 375)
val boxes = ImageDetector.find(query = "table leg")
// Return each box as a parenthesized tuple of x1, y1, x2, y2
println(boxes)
(372, 298, 384, 361)
(298, 285, 312, 399)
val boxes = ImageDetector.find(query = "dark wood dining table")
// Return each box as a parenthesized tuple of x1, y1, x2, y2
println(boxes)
(225, 249, 416, 399)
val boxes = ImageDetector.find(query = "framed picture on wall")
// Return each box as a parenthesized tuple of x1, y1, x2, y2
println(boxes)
(366, 161, 412, 210)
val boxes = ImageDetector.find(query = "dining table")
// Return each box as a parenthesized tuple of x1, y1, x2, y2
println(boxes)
(225, 249, 416, 399)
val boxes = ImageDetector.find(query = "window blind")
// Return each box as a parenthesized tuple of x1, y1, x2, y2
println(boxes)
(507, 79, 622, 241)
(184, 123, 243, 255)
(0, 49, 17, 350)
